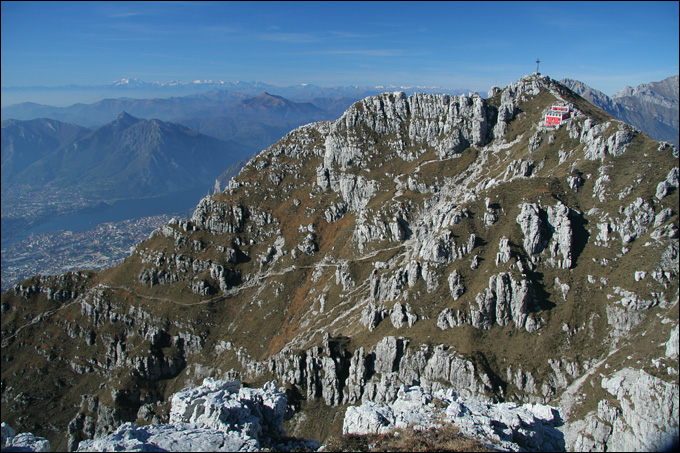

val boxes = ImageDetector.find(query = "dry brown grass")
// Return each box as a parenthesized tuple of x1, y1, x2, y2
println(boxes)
(323, 424, 497, 452)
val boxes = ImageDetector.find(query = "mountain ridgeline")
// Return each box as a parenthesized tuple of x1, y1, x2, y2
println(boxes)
(1, 75, 678, 451)
(1, 91, 368, 152)
(1, 112, 253, 199)
(561, 75, 679, 147)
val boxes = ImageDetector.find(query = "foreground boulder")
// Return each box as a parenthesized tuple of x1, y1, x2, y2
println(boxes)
(76, 378, 318, 452)
(1, 422, 50, 452)
(344, 385, 564, 452)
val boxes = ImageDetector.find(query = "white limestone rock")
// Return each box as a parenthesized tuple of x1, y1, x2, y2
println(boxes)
(446, 398, 564, 451)
(448, 270, 465, 300)
(666, 325, 679, 358)
(345, 347, 368, 404)
(373, 336, 405, 375)
(337, 174, 378, 212)
(567, 174, 583, 191)
(595, 367, 680, 452)
(655, 167, 679, 200)
(360, 301, 386, 331)
(507, 365, 539, 394)
(421, 262, 440, 292)
(528, 131, 542, 152)
(362, 372, 401, 404)
(3, 432, 51, 452)
(654, 207, 673, 227)
(554, 277, 570, 301)
(370, 269, 407, 303)
(422, 346, 482, 398)
(343, 384, 564, 452)
(335, 262, 355, 291)
(470, 273, 534, 330)
(170, 378, 287, 445)
(77, 422, 259, 452)
(606, 129, 634, 157)
(484, 209, 498, 227)
(580, 119, 612, 161)
(77, 378, 315, 452)
(345, 386, 441, 436)
(297, 233, 318, 255)
(592, 173, 610, 202)
(415, 229, 458, 264)
(437, 307, 468, 330)
(343, 401, 396, 435)
(517, 203, 548, 255)
(546, 202, 573, 269)
(321, 355, 343, 406)
(615, 197, 655, 244)
(496, 236, 512, 265)
(353, 213, 390, 250)
(389, 302, 417, 328)
(406, 260, 421, 287)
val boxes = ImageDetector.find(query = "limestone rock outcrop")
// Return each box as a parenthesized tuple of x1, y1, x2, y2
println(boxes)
(76, 379, 317, 452)
(343, 385, 565, 452)
(517, 203, 549, 256)
(1, 423, 50, 452)
(564, 367, 679, 452)
(467, 273, 535, 331)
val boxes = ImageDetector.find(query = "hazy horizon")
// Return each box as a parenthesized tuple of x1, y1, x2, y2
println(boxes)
(2, 1, 678, 107)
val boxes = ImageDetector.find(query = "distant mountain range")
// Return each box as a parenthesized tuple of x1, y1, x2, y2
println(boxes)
(3, 77, 454, 94)
(1, 91, 326, 127)
(1, 78, 470, 109)
(1, 112, 252, 200)
(1, 91, 359, 151)
(0, 90, 370, 252)
(0, 118, 92, 181)
(561, 75, 679, 147)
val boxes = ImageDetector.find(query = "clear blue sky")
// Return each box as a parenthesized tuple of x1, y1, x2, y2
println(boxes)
(1, 1, 678, 95)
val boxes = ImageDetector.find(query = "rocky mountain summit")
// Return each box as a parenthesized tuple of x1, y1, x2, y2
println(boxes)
(1, 74, 678, 451)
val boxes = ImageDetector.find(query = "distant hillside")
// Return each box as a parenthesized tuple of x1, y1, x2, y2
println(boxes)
(0, 91, 321, 127)
(1, 113, 254, 199)
(1, 118, 92, 183)
(561, 75, 679, 146)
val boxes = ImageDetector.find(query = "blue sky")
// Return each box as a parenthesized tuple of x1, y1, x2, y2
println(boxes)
(1, 1, 678, 95)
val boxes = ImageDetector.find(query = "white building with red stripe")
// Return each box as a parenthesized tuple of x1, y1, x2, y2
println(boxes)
(545, 103, 571, 127)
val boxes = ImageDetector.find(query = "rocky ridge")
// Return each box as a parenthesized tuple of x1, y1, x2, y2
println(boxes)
(1, 74, 678, 451)
(561, 75, 679, 147)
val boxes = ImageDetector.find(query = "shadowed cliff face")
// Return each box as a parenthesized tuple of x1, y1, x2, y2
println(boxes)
(2, 74, 678, 451)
